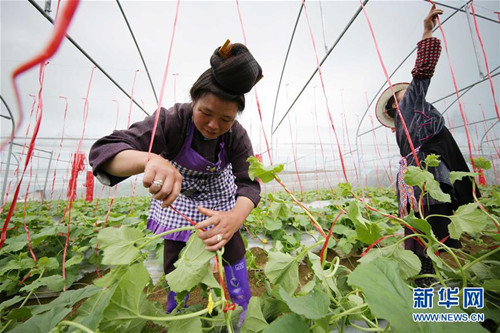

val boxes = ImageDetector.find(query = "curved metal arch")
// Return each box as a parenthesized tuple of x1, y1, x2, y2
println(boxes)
(28, 0, 149, 116)
(479, 120, 500, 153)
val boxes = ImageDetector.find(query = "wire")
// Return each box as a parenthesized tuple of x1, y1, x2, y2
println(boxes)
(28, 0, 149, 116)
(355, 1, 468, 141)
(116, 0, 158, 104)
(270, 2, 304, 138)
(359, 67, 500, 136)
(430, 0, 500, 24)
(439, 67, 500, 115)
(272, 0, 369, 135)
(449, 116, 498, 131)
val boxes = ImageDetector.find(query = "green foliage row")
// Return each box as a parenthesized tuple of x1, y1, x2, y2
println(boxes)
(0, 154, 499, 332)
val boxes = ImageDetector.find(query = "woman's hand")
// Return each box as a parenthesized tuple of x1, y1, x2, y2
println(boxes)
(195, 197, 254, 251)
(423, 4, 443, 39)
(143, 154, 183, 208)
(195, 207, 245, 251)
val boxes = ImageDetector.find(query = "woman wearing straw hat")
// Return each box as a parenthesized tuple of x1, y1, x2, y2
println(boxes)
(89, 40, 262, 325)
(375, 5, 477, 287)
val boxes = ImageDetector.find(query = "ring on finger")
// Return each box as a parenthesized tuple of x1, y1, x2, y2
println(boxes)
(216, 234, 223, 242)
(152, 179, 164, 188)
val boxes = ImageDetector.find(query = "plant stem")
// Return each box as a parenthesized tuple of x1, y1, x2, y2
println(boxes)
(361, 314, 380, 329)
(217, 250, 234, 333)
(139, 300, 223, 321)
(325, 256, 340, 278)
(435, 242, 467, 287)
(463, 246, 500, 271)
(330, 303, 368, 321)
(297, 240, 326, 262)
(137, 226, 195, 250)
(274, 176, 327, 238)
(350, 322, 385, 332)
(58, 321, 95, 333)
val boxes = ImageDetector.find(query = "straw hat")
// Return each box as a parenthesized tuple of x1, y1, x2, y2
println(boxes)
(375, 82, 409, 128)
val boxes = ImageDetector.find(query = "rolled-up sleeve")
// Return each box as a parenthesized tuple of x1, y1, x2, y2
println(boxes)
(89, 106, 185, 186)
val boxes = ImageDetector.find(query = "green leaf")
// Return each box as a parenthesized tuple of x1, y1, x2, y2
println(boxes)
(472, 156, 492, 170)
(470, 262, 496, 280)
(64, 253, 83, 267)
(337, 182, 352, 197)
(248, 156, 284, 183)
(5, 307, 31, 320)
(264, 251, 299, 294)
(294, 215, 310, 228)
(98, 225, 143, 265)
(0, 257, 36, 275)
(286, 233, 300, 246)
(424, 154, 441, 167)
(349, 257, 485, 333)
(336, 238, 353, 255)
(166, 234, 215, 292)
(483, 279, 500, 293)
(37, 257, 59, 271)
(101, 262, 162, 333)
(449, 171, 476, 185)
(201, 266, 220, 289)
(8, 306, 71, 333)
(278, 287, 330, 320)
(347, 201, 382, 244)
(404, 213, 432, 237)
(405, 166, 451, 203)
(0, 234, 29, 254)
(0, 295, 24, 313)
(348, 258, 417, 332)
(20, 275, 65, 293)
(309, 252, 341, 298)
(94, 266, 129, 288)
(263, 313, 309, 333)
(73, 287, 116, 330)
(359, 244, 421, 279)
(447, 203, 489, 239)
(241, 297, 269, 333)
(168, 317, 202, 333)
(270, 201, 290, 220)
(264, 216, 282, 231)
(30, 285, 101, 315)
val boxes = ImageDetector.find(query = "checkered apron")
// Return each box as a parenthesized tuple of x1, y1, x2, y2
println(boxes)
(147, 121, 237, 241)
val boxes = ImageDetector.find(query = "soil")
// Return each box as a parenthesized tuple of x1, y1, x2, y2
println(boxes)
(146, 246, 355, 313)
(439, 234, 495, 268)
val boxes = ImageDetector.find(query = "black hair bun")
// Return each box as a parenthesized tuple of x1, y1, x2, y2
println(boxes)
(210, 43, 262, 95)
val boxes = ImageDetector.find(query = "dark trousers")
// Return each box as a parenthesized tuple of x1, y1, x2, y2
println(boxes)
(404, 203, 461, 256)
(163, 231, 246, 274)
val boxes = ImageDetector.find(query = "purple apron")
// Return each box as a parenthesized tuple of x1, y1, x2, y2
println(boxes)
(147, 120, 237, 241)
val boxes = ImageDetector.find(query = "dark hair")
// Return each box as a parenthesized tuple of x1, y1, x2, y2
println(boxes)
(190, 69, 246, 111)
(385, 95, 397, 118)
(190, 42, 262, 112)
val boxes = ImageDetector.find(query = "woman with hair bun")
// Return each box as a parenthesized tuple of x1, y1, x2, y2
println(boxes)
(89, 40, 262, 325)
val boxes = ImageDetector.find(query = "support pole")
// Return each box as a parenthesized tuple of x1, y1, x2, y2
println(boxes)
(1, 96, 15, 206)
